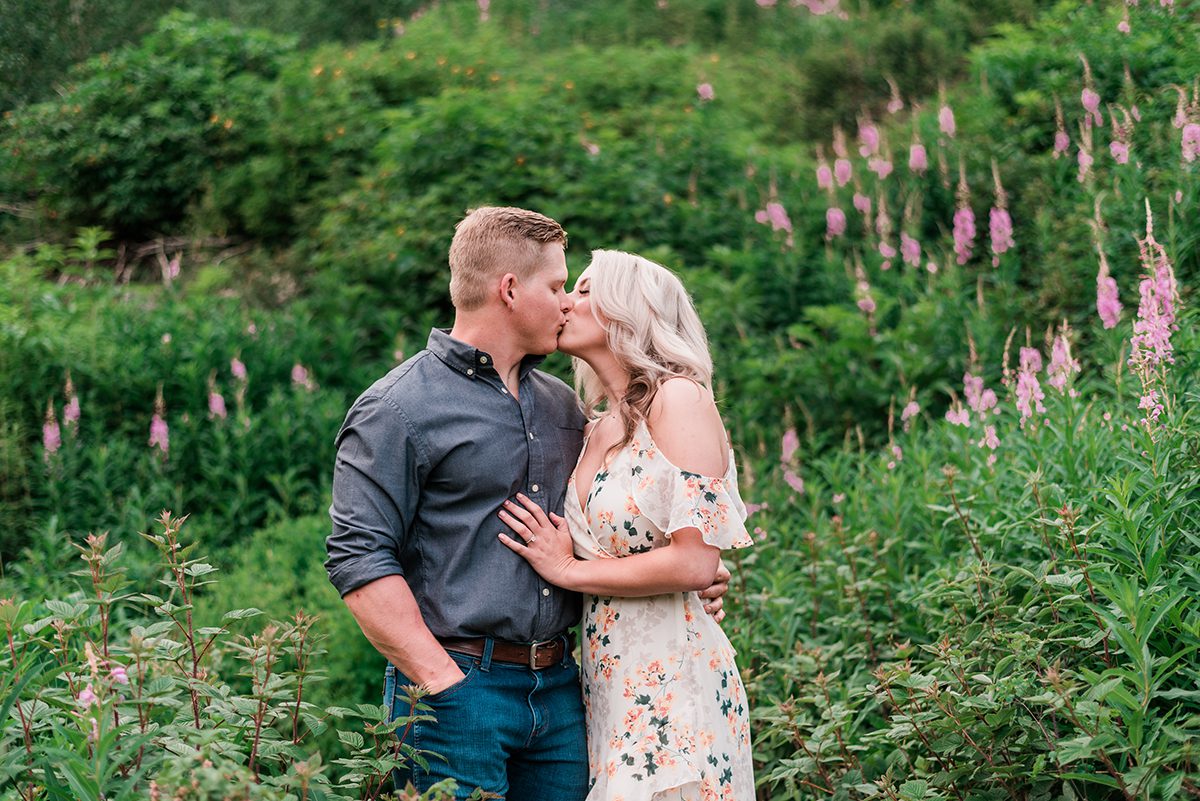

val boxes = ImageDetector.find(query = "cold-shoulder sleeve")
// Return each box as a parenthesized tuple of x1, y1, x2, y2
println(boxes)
(631, 442, 754, 550)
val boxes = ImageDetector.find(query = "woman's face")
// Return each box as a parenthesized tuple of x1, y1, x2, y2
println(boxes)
(557, 266, 608, 357)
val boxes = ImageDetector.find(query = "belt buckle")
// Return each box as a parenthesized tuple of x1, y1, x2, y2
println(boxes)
(528, 641, 541, 670)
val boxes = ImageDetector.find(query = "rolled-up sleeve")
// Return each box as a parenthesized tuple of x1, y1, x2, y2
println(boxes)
(325, 394, 424, 597)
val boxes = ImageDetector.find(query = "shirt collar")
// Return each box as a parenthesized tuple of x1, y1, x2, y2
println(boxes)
(426, 328, 546, 380)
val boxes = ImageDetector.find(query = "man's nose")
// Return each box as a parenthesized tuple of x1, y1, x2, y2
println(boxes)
(561, 293, 576, 312)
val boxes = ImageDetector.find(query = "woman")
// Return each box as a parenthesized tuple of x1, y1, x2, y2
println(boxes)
(497, 250, 755, 801)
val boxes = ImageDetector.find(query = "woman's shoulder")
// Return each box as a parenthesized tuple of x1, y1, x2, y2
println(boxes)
(645, 376, 728, 477)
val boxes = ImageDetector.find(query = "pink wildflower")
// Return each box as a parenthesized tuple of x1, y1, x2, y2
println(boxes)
(208, 391, 227, 420)
(63, 373, 80, 428)
(938, 104, 956, 138)
(1054, 129, 1070, 156)
(781, 428, 800, 465)
(945, 403, 970, 427)
(757, 202, 792, 233)
(1097, 265, 1122, 329)
(833, 493, 846, 504)
(1182, 123, 1200, 163)
(852, 193, 871, 216)
(43, 402, 61, 457)
(231, 357, 247, 381)
(953, 206, 976, 265)
(78, 684, 98, 708)
(110, 665, 129, 685)
(696, 83, 714, 102)
(900, 233, 920, 267)
(908, 142, 928, 173)
(816, 161, 834, 191)
(1110, 141, 1130, 164)
(826, 207, 847, 239)
(834, 158, 852, 186)
(1047, 324, 1081, 394)
(292, 364, 316, 391)
(1077, 123, 1094, 182)
(1053, 98, 1070, 158)
(858, 122, 880, 157)
(784, 470, 806, 495)
(901, 401, 920, 423)
(855, 281, 876, 315)
(149, 387, 169, 455)
(64, 395, 80, 427)
(1015, 347, 1046, 428)
(989, 207, 1014, 266)
(1118, 15, 1131, 34)
(477, 0, 490, 21)
(979, 425, 1000, 450)
(868, 157, 893, 180)
(1128, 203, 1178, 427)
(149, 415, 169, 454)
(1081, 88, 1103, 128)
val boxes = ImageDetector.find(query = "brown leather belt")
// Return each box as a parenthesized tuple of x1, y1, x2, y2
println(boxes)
(439, 634, 573, 670)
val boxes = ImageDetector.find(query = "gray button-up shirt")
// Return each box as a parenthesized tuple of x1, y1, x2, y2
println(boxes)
(326, 328, 586, 642)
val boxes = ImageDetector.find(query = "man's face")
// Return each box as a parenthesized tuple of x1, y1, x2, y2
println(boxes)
(511, 244, 572, 356)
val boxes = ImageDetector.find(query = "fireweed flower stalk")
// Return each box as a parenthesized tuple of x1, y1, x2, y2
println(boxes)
(63, 370, 80, 430)
(149, 385, 169, 457)
(1077, 121, 1095, 184)
(1047, 322, 1082, 397)
(953, 165, 976, 265)
(1080, 55, 1103, 128)
(1128, 201, 1180, 429)
(1109, 106, 1135, 164)
(1053, 97, 1070, 158)
(989, 161, 1014, 267)
(780, 428, 805, 495)
(207, 371, 227, 420)
(43, 400, 61, 460)
(832, 127, 852, 186)
(1096, 250, 1123, 329)
(1015, 346, 1047, 429)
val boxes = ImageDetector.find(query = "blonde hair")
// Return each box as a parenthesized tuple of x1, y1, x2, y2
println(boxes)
(574, 250, 713, 450)
(448, 207, 568, 310)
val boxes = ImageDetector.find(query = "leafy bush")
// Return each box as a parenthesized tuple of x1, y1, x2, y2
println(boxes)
(2, 12, 292, 235)
(0, 512, 458, 800)
(740, 305, 1200, 799)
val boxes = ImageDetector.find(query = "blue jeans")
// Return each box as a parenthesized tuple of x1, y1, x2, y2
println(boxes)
(384, 639, 589, 801)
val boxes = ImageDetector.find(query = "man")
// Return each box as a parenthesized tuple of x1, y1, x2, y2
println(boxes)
(325, 207, 728, 800)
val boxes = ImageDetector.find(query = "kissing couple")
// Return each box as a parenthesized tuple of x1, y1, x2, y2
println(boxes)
(326, 206, 755, 800)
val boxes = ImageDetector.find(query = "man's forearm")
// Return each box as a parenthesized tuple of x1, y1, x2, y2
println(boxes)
(342, 574, 462, 691)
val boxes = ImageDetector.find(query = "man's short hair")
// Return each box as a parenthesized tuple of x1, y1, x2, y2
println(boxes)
(448, 207, 568, 310)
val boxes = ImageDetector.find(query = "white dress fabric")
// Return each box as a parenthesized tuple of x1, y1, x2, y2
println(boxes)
(566, 418, 755, 801)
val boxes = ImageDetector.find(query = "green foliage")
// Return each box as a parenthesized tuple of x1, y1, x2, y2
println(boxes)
(0, 513, 458, 799)
(0, 256, 400, 564)
(2, 12, 292, 234)
(741, 313, 1200, 799)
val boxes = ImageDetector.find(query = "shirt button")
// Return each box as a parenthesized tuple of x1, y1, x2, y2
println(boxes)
(542, 588, 550, 597)
(528, 432, 534, 440)
(479, 355, 488, 364)
(501, 387, 508, 394)
(531, 484, 540, 493)
(466, 368, 474, 376)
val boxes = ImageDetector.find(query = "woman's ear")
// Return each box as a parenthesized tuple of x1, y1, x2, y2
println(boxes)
(498, 273, 518, 310)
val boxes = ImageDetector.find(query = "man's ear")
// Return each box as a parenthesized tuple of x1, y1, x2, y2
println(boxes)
(499, 273, 519, 310)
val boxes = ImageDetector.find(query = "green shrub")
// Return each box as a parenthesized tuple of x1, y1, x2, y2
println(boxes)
(0, 512, 457, 799)
(1, 11, 292, 235)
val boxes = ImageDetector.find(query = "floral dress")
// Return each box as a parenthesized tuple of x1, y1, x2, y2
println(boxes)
(566, 418, 755, 801)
